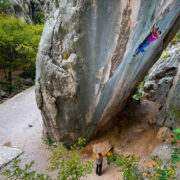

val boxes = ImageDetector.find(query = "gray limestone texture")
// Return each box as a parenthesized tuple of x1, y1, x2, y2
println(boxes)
(144, 43, 180, 105)
(151, 143, 174, 164)
(36, 0, 180, 144)
(157, 56, 180, 129)
(0, 146, 23, 169)
(0, 0, 44, 24)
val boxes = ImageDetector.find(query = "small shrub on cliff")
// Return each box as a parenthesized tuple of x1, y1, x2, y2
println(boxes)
(160, 53, 169, 58)
(133, 75, 148, 100)
(171, 31, 180, 44)
(169, 104, 180, 120)
(144, 157, 178, 180)
(63, 53, 69, 60)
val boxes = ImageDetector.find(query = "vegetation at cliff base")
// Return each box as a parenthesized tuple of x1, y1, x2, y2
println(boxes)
(2, 138, 94, 180)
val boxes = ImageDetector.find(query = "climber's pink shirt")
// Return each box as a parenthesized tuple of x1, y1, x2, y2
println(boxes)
(147, 32, 159, 42)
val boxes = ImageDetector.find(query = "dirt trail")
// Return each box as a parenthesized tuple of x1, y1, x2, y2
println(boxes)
(0, 87, 121, 179)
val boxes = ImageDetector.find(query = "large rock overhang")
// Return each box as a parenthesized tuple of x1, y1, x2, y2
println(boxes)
(36, 0, 180, 144)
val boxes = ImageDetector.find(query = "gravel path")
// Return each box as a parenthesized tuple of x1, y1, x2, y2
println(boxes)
(0, 87, 121, 179)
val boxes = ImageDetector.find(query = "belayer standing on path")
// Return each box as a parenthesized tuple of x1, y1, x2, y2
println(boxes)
(94, 150, 105, 176)
(133, 24, 161, 56)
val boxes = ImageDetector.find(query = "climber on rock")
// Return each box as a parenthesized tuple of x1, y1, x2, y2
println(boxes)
(133, 25, 161, 57)
(94, 150, 105, 176)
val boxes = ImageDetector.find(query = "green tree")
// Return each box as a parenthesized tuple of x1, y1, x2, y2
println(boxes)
(0, 0, 12, 10)
(0, 14, 43, 93)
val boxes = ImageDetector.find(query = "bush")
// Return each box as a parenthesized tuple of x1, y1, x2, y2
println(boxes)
(48, 138, 94, 180)
(133, 75, 148, 100)
(0, 0, 12, 9)
(2, 159, 50, 180)
(19, 69, 35, 80)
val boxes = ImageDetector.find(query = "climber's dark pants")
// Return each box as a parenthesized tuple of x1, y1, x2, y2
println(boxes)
(136, 40, 151, 55)
(96, 164, 102, 175)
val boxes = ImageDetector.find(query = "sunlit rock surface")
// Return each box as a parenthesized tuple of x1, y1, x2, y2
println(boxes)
(36, 0, 180, 144)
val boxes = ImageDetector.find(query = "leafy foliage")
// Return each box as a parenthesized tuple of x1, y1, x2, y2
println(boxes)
(160, 53, 169, 58)
(145, 127, 180, 180)
(2, 159, 50, 180)
(0, 0, 12, 11)
(169, 104, 180, 120)
(133, 75, 148, 100)
(48, 138, 94, 180)
(173, 128, 180, 140)
(176, 31, 180, 42)
(42, 138, 55, 146)
(171, 31, 180, 45)
(0, 13, 43, 92)
(63, 53, 69, 60)
(113, 153, 142, 180)
(3, 138, 94, 180)
(171, 151, 180, 164)
(145, 158, 177, 180)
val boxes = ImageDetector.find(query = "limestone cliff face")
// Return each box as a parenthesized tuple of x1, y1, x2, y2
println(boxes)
(1, 0, 44, 23)
(144, 43, 179, 105)
(157, 56, 180, 129)
(36, 0, 180, 144)
(141, 43, 180, 129)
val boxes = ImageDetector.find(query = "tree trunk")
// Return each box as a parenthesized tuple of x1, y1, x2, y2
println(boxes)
(8, 48, 14, 94)
(3, 64, 7, 79)
(8, 71, 12, 94)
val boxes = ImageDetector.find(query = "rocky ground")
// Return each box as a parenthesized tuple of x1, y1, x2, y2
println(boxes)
(0, 87, 122, 180)
(0, 87, 179, 179)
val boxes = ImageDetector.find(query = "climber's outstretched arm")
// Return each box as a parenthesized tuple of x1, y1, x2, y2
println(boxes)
(153, 24, 156, 32)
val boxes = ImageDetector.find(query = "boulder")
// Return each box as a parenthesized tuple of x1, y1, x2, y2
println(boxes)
(156, 127, 172, 140)
(151, 143, 174, 163)
(0, 146, 23, 169)
(144, 45, 179, 105)
(92, 140, 112, 154)
(144, 81, 157, 92)
(176, 168, 180, 180)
